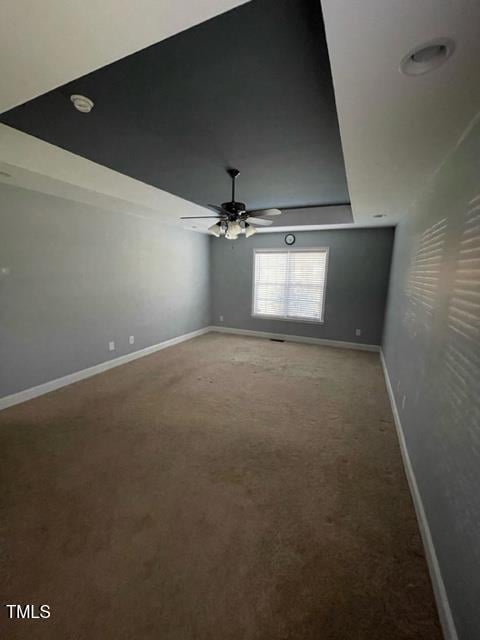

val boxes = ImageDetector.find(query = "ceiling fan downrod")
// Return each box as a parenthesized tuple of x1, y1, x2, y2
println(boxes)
(227, 168, 240, 203)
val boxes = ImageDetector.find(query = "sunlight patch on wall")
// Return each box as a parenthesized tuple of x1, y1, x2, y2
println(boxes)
(438, 201, 480, 538)
(404, 218, 447, 334)
(448, 203, 480, 341)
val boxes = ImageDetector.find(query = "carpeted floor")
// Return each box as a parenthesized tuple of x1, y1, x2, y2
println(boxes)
(0, 334, 442, 639)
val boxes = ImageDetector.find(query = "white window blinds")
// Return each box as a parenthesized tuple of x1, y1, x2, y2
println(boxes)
(253, 249, 328, 322)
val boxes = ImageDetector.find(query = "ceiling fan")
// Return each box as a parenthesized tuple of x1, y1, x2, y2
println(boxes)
(180, 168, 282, 239)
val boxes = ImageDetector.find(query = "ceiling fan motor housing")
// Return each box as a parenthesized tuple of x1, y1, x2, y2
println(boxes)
(221, 201, 247, 217)
(180, 167, 279, 235)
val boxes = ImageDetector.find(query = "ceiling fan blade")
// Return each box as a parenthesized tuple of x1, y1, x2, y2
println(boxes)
(247, 216, 273, 226)
(206, 204, 226, 214)
(249, 208, 282, 217)
(180, 216, 222, 219)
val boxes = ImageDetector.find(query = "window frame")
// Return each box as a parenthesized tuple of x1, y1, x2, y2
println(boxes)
(251, 247, 329, 324)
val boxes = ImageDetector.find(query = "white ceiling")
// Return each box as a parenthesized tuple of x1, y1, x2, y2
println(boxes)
(321, 0, 480, 227)
(0, 0, 249, 114)
(0, 125, 211, 222)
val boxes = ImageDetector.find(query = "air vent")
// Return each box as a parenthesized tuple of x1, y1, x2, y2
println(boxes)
(400, 38, 454, 76)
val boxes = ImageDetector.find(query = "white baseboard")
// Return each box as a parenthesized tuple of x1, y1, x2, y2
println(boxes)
(380, 351, 458, 640)
(211, 325, 380, 352)
(0, 326, 212, 412)
(0, 325, 376, 412)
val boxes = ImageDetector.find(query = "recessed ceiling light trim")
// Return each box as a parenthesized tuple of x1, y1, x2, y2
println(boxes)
(400, 38, 455, 76)
(70, 94, 94, 113)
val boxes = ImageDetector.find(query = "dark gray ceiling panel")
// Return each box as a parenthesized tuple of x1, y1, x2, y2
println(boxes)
(1, 0, 350, 212)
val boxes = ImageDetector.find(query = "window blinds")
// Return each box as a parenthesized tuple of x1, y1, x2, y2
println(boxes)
(253, 249, 328, 322)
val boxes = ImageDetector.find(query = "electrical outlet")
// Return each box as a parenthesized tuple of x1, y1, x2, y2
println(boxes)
(402, 394, 406, 410)
(355, 328, 362, 336)
(219, 315, 224, 322)
(108, 341, 115, 352)
(129, 335, 135, 345)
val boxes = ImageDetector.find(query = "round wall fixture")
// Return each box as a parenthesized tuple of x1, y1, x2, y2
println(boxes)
(285, 233, 296, 246)
(400, 38, 454, 76)
(70, 94, 94, 113)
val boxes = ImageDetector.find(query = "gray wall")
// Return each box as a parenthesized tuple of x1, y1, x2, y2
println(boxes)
(383, 118, 480, 639)
(210, 228, 394, 345)
(0, 184, 210, 398)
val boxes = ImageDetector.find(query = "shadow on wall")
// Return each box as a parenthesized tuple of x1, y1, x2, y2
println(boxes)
(404, 217, 448, 336)
(439, 198, 480, 542)
(401, 170, 480, 423)
(384, 110, 480, 638)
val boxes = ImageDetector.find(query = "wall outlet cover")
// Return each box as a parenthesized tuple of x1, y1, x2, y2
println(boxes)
(355, 329, 362, 336)
(129, 336, 135, 344)
(219, 315, 224, 322)
(108, 341, 115, 351)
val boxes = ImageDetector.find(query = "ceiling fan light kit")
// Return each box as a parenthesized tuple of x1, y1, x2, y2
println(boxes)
(208, 222, 222, 238)
(181, 168, 282, 240)
(225, 220, 242, 240)
(208, 219, 257, 239)
(244, 224, 257, 238)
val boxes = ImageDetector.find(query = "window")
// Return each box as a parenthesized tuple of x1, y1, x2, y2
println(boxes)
(252, 248, 329, 323)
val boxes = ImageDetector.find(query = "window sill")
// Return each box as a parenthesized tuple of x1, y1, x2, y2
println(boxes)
(252, 313, 325, 325)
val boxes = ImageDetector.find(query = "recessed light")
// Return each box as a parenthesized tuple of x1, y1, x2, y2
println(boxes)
(401, 38, 454, 76)
(0, 170, 11, 178)
(70, 94, 94, 113)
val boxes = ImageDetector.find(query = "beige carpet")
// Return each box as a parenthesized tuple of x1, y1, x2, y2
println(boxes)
(0, 334, 441, 639)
